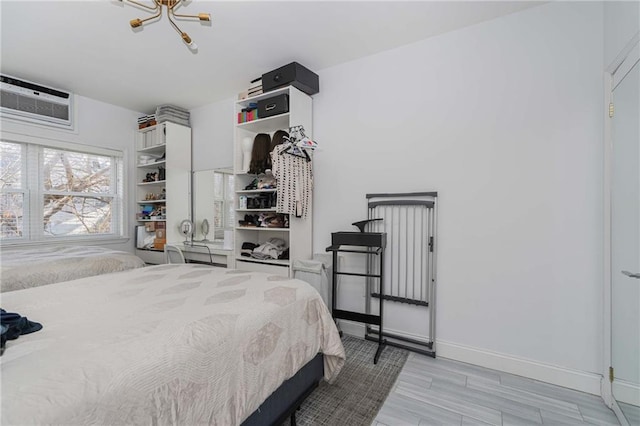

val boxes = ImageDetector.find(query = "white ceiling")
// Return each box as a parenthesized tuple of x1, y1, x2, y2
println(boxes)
(1, 1, 543, 113)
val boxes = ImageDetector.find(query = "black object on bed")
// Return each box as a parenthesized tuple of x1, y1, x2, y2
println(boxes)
(242, 353, 324, 426)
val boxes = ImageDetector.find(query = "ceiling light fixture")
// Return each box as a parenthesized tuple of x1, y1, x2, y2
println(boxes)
(120, 0, 210, 50)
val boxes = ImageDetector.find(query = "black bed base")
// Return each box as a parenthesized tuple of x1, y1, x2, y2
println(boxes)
(241, 353, 324, 426)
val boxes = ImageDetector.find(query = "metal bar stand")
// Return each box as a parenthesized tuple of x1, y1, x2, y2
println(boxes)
(326, 231, 387, 364)
(363, 192, 438, 358)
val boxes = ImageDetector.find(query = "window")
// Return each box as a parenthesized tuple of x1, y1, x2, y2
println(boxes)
(0, 140, 124, 242)
(0, 142, 25, 238)
(213, 170, 234, 239)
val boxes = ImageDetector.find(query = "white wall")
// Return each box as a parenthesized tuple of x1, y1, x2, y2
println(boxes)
(310, 1, 604, 392)
(603, 0, 640, 407)
(186, 1, 606, 393)
(1, 95, 141, 253)
(604, 1, 640, 68)
(190, 97, 235, 172)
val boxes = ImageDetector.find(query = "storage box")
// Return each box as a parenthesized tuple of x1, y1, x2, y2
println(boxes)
(145, 222, 156, 232)
(153, 238, 166, 250)
(136, 225, 155, 249)
(262, 62, 319, 95)
(257, 94, 289, 119)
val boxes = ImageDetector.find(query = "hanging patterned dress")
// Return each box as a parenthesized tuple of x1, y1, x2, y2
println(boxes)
(270, 145, 313, 218)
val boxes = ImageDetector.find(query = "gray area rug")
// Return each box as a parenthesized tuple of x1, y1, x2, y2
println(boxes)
(284, 334, 409, 426)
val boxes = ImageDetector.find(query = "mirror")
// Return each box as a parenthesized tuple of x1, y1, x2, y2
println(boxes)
(192, 167, 234, 245)
(201, 218, 210, 242)
(179, 219, 194, 243)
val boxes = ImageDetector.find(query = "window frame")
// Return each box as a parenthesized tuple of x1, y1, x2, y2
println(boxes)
(0, 141, 28, 240)
(0, 136, 126, 245)
(213, 169, 234, 239)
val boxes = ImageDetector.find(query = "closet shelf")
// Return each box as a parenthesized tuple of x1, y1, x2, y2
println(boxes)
(236, 86, 289, 106)
(138, 143, 166, 154)
(233, 85, 313, 276)
(235, 226, 290, 232)
(236, 114, 289, 132)
(236, 257, 290, 267)
(137, 160, 166, 168)
(237, 208, 277, 212)
(137, 247, 164, 252)
(137, 180, 166, 186)
(135, 122, 192, 265)
(236, 189, 277, 194)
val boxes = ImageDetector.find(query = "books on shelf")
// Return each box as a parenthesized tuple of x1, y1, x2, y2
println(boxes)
(141, 129, 158, 148)
(248, 78, 263, 97)
(237, 109, 259, 123)
(238, 78, 264, 100)
(249, 77, 261, 88)
(237, 102, 259, 124)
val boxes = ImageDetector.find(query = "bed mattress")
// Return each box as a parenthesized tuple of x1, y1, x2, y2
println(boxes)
(0, 245, 145, 292)
(0, 264, 345, 425)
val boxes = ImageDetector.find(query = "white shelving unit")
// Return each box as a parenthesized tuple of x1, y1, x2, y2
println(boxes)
(233, 86, 313, 276)
(135, 122, 192, 264)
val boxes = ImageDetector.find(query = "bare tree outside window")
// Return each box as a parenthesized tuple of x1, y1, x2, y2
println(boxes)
(0, 141, 122, 241)
(42, 148, 114, 236)
(0, 142, 24, 238)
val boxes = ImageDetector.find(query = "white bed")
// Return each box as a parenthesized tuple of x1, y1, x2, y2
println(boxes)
(0, 245, 146, 292)
(0, 264, 345, 425)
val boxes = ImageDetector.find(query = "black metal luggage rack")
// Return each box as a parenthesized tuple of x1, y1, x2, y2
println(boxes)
(326, 222, 387, 364)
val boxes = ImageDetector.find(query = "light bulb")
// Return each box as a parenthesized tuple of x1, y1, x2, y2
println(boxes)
(181, 32, 198, 50)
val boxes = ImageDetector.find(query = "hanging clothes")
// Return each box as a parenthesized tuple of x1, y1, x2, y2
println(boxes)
(271, 144, 313, 218)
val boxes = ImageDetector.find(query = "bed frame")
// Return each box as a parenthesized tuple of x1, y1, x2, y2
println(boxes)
(241, 353, 324, 426)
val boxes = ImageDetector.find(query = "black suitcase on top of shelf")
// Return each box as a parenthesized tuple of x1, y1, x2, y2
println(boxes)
(257, 94, 289, 118)
(261, 62, 319, 96)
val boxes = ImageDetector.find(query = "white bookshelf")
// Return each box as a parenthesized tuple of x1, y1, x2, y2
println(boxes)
(135, 122, 191, 264)
(233, 86, 313, 276)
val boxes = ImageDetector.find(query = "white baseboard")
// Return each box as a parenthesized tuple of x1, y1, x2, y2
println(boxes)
(340, 321, 602, 396)
(437, 338, 602, 396)
(613, 379, 640, 406)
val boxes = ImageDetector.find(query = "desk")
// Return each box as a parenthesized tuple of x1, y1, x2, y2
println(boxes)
(175, 243, 234, 268)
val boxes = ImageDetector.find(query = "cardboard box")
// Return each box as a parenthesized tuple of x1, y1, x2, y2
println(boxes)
(145, 222, 156, 232)
(153, 238, 166, 250)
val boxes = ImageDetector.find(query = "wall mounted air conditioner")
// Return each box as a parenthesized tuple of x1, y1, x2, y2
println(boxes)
(0, 74, 74, 129)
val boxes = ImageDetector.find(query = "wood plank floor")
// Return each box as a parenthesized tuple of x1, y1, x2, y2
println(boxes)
(373, 352, 620, 426)
(619, 402, 640, 425)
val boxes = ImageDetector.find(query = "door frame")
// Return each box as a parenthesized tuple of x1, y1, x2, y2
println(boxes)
(602, 32, 639, 426)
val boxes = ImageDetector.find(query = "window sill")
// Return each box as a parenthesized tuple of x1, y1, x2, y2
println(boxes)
(1, 236, 131, 249)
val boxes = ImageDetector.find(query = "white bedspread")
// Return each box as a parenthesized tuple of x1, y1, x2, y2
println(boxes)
(0, 264, 345, 425)
(0, 245, 145, 292)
